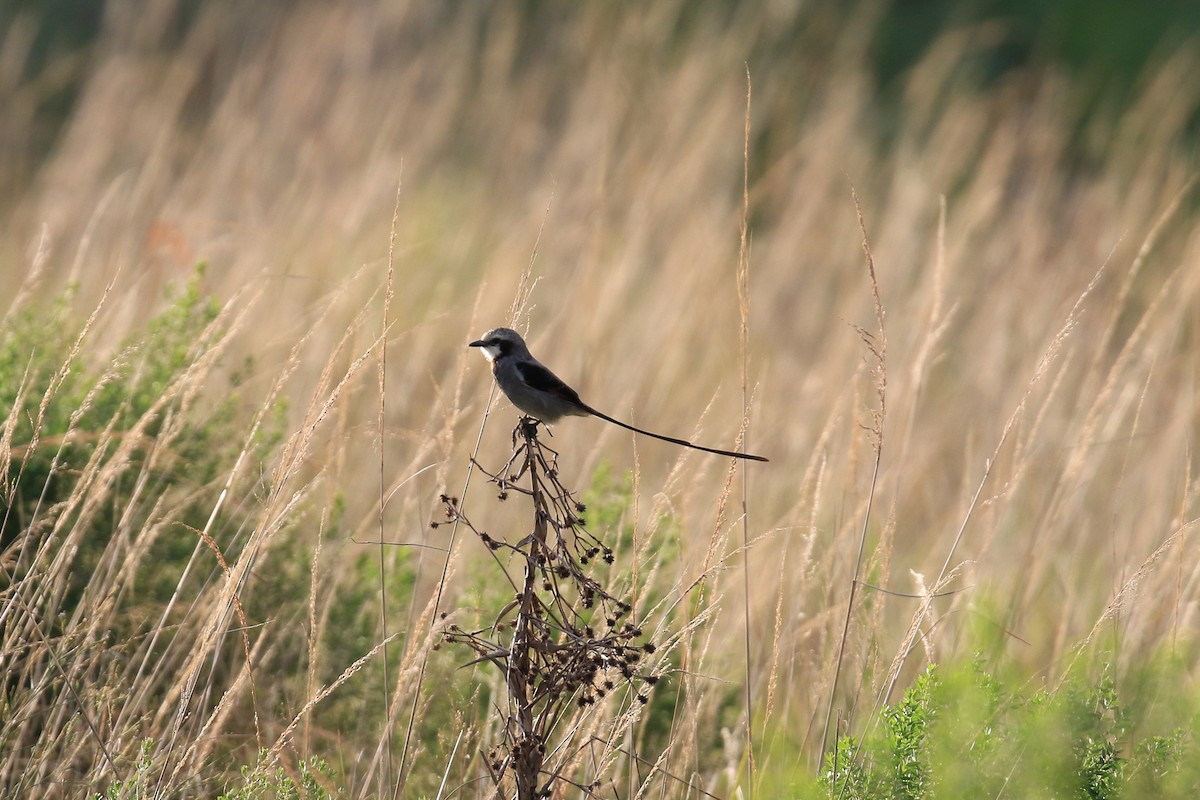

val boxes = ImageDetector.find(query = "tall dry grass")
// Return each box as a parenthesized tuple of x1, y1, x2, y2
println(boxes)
(1, 1, 1199, 797)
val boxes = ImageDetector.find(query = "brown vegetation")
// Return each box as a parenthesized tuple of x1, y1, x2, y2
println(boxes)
(1, 2, 1198, 797)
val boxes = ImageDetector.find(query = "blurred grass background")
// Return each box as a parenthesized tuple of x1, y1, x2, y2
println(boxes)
(1, 0, 1199, 797)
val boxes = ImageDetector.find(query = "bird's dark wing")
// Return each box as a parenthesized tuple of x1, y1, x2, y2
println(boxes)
(514, 360, 586, 408)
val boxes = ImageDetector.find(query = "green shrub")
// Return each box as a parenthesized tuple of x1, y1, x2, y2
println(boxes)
(0, 271, 272, 612)
(816, 656, 1199, 799)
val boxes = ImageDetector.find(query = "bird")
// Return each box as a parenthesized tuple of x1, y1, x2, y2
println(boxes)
(469, 327, 767, 462)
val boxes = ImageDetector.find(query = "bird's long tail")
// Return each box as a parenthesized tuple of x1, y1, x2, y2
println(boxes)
(582, 405, 769, 462)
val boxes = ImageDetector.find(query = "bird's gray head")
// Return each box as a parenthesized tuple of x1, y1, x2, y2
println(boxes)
(468, 327, 530, 363)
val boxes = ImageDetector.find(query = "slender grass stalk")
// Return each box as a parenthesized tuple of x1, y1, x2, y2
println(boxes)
(737, 65, 757, 796)
(821, 188, 887, 772)
(378, 178, 400, 798)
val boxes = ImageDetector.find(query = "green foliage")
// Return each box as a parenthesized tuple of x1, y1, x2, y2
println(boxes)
(580, 461, 684, 754)
(95, 745, 346, 800)
(314, 533, 420, 729)
(874, 0, 1200, 98)
(581, 462, 636, 550)
(581, 461, 682, 590)
(813, 657, 1200, 800)
(218, 752, 344, 800)
(0, 270, 273, 606)
(1066, 675, 1125, 799)
(821, 667, 938, 800)
(883, 667, 936, 799)
(0, 272, 286, 773)
(93, 739, 156, 800)
(2, 272, 213, 531)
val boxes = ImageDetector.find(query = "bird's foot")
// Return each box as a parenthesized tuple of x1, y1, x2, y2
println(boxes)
(516, 416, 543, 445)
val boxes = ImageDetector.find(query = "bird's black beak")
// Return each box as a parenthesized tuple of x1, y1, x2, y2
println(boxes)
(468, 339, 485, 348)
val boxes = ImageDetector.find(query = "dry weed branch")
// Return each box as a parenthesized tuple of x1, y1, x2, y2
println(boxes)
(440, 419, 656, 799)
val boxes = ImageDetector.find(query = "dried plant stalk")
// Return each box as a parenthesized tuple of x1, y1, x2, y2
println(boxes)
(439, 419, 656, 799)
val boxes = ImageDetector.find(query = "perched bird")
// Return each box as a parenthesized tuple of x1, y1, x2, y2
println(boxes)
(469, 327, 767, 462)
